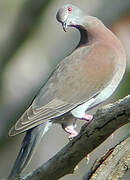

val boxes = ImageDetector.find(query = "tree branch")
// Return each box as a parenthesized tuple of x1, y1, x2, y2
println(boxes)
(83, 135, 130, 180)
(9, 95, 130, 180)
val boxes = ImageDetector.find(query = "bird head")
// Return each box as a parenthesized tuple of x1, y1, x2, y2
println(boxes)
(56, 4, 84, 32)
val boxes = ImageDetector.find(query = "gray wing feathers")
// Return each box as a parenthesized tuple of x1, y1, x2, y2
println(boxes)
(9, 44, 116, 136)
(9, 98, 76, 136)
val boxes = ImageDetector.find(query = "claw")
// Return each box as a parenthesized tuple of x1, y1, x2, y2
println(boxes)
(64, 125, 78, 139)
(81, 114, 93, 121)
(81, 113, 93, 129)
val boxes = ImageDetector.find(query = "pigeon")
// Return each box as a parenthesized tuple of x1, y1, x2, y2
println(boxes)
(8, 4, 126, 179)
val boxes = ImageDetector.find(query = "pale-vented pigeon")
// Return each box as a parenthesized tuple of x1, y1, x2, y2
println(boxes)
(8, 4, 126, 179)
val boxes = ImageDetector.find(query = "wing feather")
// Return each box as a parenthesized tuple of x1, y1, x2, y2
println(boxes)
(9, 43, 117, 136)
(10, 99, 76, 135)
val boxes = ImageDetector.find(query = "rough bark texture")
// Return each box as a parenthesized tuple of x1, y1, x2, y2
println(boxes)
(84, 135, 130, 180)
(7, 95, 130, 180)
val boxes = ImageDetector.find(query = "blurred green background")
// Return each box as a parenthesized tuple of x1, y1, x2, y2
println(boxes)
(0, 0, 129, 179)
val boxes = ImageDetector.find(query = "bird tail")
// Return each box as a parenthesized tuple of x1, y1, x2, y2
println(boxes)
(8, 121, 52, 179)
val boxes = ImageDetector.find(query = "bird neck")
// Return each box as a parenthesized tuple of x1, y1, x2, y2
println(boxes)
(75, 25, 91, 48)
(85, 16, 120, 43)
(75, 15, 120, 48)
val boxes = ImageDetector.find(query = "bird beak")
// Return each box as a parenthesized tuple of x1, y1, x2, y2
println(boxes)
(62, 21, 68, 32)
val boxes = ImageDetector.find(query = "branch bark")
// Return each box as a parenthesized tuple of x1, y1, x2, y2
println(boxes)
(9, 95, 130, 180)
(83, 135, 130, 180)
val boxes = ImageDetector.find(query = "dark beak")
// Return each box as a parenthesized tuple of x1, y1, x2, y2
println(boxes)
(62, 22, 68, 32)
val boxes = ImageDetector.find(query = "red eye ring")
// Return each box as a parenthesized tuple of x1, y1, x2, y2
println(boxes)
(67, 7, 72, 13)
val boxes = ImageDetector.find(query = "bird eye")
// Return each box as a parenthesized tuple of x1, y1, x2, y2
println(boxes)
(67, 7, 72, 13)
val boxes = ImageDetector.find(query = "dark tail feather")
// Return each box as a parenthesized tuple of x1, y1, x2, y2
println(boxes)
(8, 121, 52, 179)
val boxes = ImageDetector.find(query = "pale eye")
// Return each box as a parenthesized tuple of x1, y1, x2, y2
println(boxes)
(67, 7, 72, 13)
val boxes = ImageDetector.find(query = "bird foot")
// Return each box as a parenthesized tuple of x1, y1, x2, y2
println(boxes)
(81, 113, 93, 121)
(81, 113, 93, 128)
(64, 125, 78, 139)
